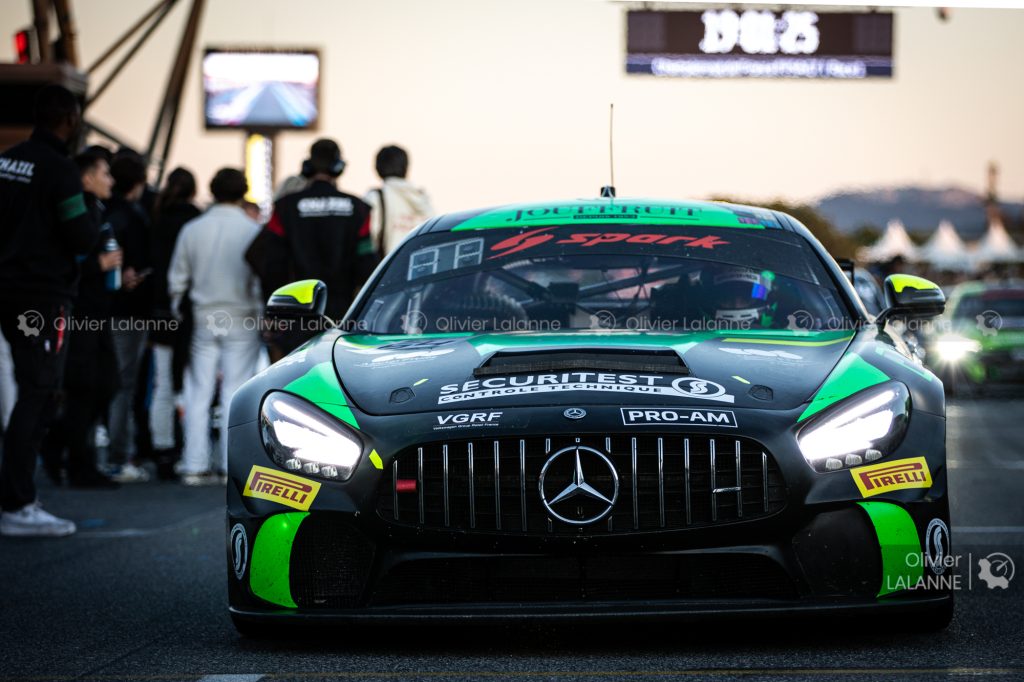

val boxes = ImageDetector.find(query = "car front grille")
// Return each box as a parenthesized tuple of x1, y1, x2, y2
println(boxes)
(377, 434, 786, 535)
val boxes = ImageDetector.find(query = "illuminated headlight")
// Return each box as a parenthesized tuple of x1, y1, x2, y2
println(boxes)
(934, 335, 981, 363)
(797, 382, 910, 473)
(259, 392, 363, 480)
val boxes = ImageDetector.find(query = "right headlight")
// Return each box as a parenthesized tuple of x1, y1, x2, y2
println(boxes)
(933, 334, 981, 363)
(797, 382, 910, 473)
(260, 392, 363, 480)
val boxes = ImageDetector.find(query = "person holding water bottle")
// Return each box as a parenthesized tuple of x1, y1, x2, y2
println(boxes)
(40, 147, 123, 489)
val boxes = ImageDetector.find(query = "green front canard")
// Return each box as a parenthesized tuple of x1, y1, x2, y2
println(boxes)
(249, 512, 308, 608)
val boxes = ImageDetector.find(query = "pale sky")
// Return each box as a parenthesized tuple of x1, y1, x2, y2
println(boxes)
(3, 0, 1023, 210)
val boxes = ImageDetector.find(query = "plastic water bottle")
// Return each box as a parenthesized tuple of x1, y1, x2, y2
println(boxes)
(105, 237, 121, 291)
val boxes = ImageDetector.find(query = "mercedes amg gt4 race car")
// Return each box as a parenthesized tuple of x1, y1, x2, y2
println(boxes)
(226, 198, 953, 632)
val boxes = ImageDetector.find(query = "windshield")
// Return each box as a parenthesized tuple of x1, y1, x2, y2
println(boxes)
(953, 291, 1024, 320)
(352, 224, 851, 335)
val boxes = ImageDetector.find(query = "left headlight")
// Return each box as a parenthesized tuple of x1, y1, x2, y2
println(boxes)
(797, 382, 910, 473)
(260, 392, 363, 480)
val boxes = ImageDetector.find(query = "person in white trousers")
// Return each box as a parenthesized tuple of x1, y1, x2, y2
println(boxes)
(0, 335, 16, 432)
(167, 168, 262, 485)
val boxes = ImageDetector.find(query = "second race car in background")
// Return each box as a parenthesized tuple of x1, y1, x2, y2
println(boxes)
(926, 280, 1024, 396)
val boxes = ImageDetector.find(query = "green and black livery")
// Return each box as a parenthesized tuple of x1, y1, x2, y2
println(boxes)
(226, 197, 953, 632)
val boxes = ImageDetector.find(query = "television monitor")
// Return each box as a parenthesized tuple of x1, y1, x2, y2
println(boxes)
(626, 10, 894, 79)
(203, 49, 320, 130)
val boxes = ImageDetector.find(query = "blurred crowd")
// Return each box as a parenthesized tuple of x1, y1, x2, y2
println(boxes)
(0, 86, 433, 536)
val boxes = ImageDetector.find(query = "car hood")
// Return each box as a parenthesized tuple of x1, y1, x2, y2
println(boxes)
(332, 330, 855, 416)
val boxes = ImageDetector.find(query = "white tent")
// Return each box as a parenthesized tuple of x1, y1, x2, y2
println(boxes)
(971, 216, 1021, 265)
(918, 220, 971, 271)
(859, 219, 919, 263)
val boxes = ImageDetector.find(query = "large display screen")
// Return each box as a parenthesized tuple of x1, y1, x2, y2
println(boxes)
(202, 49, 320, 130)
(626, 10, 893, 79)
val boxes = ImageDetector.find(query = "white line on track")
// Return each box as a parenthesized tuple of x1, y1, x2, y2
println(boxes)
(197, 675, 264, 682)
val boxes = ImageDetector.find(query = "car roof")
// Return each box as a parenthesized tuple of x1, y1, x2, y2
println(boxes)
(419, 197, 789, 233)
(951, 280, 1024, 298)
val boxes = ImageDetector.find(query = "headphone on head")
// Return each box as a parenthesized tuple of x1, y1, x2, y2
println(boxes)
(301, 142, 346, 178)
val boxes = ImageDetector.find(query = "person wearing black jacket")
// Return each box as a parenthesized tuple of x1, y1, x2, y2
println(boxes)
(103, 154, 154, 483)
(149, 168, 200, 480)
(262, 139, 377, 348)
(0, 85, 100, 537)
(40, 148, 122, 488)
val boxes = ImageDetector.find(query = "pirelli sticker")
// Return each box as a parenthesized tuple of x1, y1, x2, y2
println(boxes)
(243, 465, 321, 511)
(850, 457, 932, 498)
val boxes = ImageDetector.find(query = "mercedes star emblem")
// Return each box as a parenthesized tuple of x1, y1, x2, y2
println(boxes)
(563, 407, 587, 420)
(538, 445, 619, 525)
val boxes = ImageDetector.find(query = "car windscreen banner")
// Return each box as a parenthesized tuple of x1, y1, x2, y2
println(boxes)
(375, 225, 832, 292)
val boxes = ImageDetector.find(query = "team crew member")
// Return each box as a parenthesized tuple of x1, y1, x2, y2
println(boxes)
(365, 144, 434, 256)
(40, 148, 122, 489)
(149, 168, 201, 481)
(0, 85, 101, 537)
(103, 153, 153, 483)
(263, 139, 377, 332)
(168, 168, 262, 485)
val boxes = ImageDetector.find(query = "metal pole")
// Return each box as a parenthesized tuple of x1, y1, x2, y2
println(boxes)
(150, 0, 205, 184)
(83, 119, 137, 151)
(84, 0, 176, 109)
(86, 0, 175, 74)
(51, 0, 78, 66)
(32, 0, 51, 63)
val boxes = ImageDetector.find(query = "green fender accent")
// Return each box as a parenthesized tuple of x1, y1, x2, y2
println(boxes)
(369, 449, 383, 469)
(284, 362, 359, 429)
(250, 512, 307, 607)
(890, 274, 940, 293)
(962, 356, 987, 383)
(271, 279, 320, 305)
(874, 346, 933, 382)
(798, 354, 890, 422)
(857, 501, 923, 598)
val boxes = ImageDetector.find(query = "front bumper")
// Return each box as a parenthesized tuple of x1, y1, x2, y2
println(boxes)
(227, 403, 950, 621)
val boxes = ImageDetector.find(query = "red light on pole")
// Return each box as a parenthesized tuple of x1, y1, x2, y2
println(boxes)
(14, 28, 35, 64)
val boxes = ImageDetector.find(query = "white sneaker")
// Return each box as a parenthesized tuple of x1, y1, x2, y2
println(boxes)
(111, 463, 150, 483)
(1, 502, 76, 537)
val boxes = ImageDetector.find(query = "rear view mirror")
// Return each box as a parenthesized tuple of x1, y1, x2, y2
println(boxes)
(265, 279, 327, 318)
(876, 274, 945, 325)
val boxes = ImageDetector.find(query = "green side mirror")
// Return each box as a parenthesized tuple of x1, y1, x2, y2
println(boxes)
(876, 274, 945, 325)
(266, 279, 327, 318)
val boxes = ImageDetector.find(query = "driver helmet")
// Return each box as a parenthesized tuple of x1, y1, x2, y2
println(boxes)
(709, 266, 775, 326)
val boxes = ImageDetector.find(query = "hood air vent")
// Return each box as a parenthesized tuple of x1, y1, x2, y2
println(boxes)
(474, 348, 689, 378)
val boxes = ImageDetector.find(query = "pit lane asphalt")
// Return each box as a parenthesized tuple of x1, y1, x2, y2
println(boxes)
(1, 397, 1023, 682)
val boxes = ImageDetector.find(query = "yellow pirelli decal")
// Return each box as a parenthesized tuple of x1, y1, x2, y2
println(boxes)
(850, 457, 932, 498)
(243, 465, 321, 511)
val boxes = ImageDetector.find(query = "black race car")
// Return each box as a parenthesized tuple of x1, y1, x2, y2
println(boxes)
(227, 198, 953, 633)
